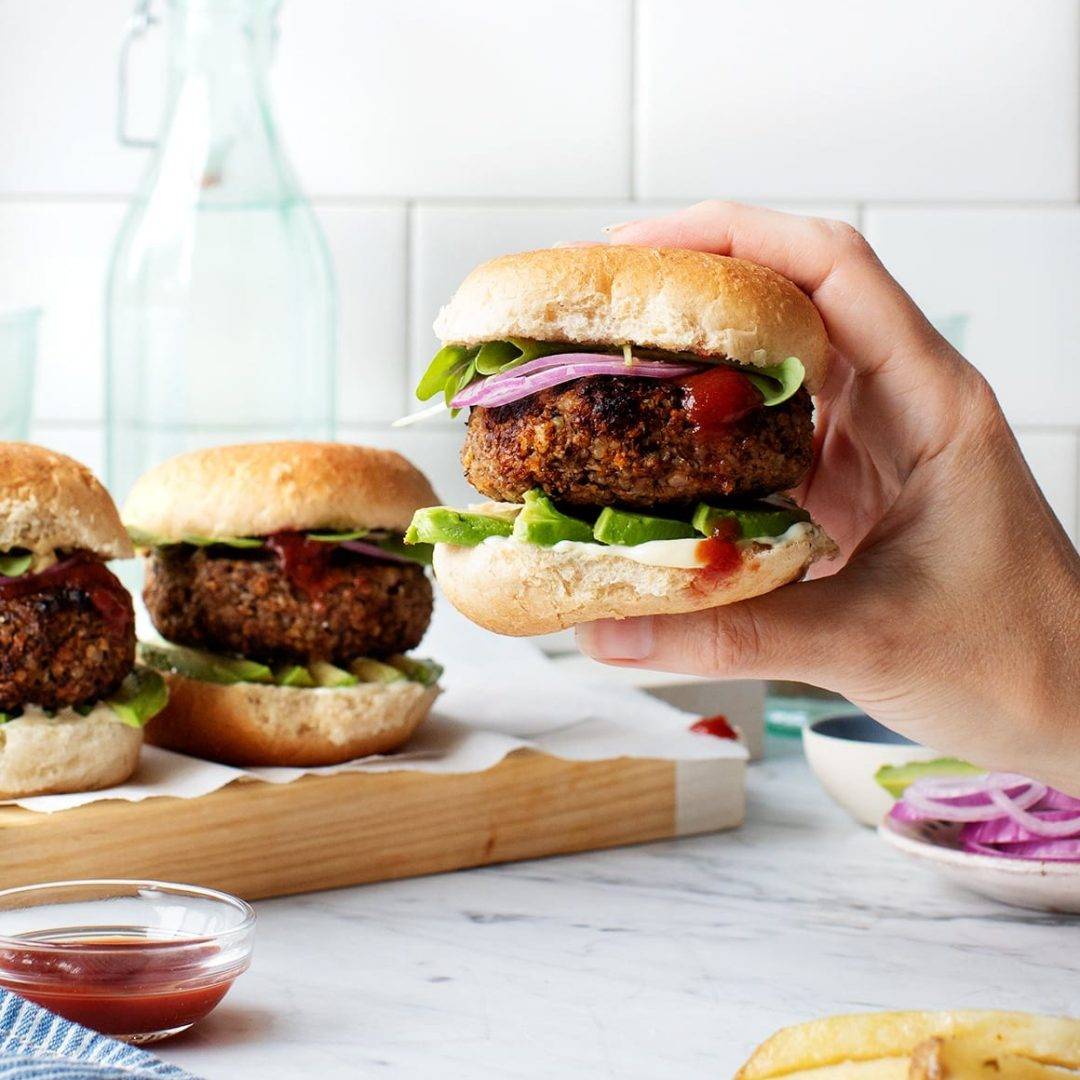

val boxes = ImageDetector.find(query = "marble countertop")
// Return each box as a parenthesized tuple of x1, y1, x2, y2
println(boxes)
(157, 737, 1078, 1079)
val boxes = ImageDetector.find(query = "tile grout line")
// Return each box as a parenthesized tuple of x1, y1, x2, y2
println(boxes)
(6, 192, 1080, 211)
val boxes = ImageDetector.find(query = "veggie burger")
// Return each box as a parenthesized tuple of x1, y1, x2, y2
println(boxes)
(403, 245, 837, 635)
(0, 443, 166, 798)
(123, 442, 442, 766)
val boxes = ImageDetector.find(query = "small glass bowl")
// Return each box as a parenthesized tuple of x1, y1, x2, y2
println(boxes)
(0, 880, 255, 1043)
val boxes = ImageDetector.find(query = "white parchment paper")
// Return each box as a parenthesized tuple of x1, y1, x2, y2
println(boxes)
(8, 604, 746, 813)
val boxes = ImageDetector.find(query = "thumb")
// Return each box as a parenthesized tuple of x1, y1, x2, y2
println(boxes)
(574, 575, 864, 688)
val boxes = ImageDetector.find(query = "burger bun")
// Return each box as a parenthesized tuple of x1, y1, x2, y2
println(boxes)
(432, 525, 837, 636)
(144, 675, 439, 767)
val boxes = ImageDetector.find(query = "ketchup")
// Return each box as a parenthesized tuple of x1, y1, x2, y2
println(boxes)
(0, 554, 133, 634)
(690, 714, 738, 740)
(696, 517, 741, 577)
(266, 531, 338, 598)
(679, 367, 763, 432)
(0, 938, 234, 1036)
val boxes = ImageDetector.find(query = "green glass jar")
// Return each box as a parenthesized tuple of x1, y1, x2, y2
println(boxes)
(106, 0, 335, 501)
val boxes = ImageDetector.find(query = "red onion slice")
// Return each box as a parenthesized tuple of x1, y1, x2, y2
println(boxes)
(339, 540, 411, 565)
(903, 772, 1034, 802)
(963, 837, 1080, 861)
(898, 778, 1046, 823)
(1034, 789, 1080, 812)
(450, 354, 704, 410)
(989, 788, 1080, 837)
(962, 811, 1080, 845)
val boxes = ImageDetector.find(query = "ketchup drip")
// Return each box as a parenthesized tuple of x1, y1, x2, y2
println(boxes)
(696, 517, 741, 577)
(690, 714, 738, 740)
(266, 531, 339, 598)
(0, 554, 133, 634)
(679, 367, 763, 432)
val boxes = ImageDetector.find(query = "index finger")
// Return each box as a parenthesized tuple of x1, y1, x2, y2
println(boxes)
(608, 201, 940, 376)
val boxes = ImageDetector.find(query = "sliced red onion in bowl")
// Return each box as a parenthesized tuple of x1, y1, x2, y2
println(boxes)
(339, 540, 412, 565)
(450, 353, 704, 410)
(889, 771, 1080, 861)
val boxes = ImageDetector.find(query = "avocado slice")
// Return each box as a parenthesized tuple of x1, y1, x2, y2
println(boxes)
(106, 667, 169, 728)
(511, 489, 593, 547)
(593, 507, 697, 546)
(274, 664, 317, 688)
(138, 642, 273, 685)
(388, 654, 443, 686)
(692, 502, 810, 540)
(309, 661, 359, 688)
(0, 551, 33, 578)
(405, 506, 513, 548)
(874, 758, 982, 798)
(184, 535, 264, 549)
(350, 658, 407, 684)
(376, 534, 434, 566)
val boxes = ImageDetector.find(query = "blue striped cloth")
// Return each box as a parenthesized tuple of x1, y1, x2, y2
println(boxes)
(0, 991, 198, 1079)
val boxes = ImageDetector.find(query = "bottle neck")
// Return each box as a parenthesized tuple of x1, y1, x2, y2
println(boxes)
(151, 0, 292, 200)
(165, 0, 276, 94)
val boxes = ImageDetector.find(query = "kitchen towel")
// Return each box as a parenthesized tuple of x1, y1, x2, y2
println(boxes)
(0, 990, 198, 1079)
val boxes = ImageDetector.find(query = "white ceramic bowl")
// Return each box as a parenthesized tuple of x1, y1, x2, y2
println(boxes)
(803, 715, 943, 826)
(879, 816, 1080, 913)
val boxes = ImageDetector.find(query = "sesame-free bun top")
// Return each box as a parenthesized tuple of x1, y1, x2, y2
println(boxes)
(123, 441, 440, 541)
(0, 442, 132, 560)
(434, 245, 830, 394)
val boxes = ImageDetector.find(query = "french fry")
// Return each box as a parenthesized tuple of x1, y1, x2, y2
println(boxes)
(910, 1035, 1080, 1079)
(736, 1011, 1080, 1079)
(781, 1060, 909, 1079)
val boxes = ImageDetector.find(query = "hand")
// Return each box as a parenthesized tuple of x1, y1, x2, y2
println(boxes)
(576, 202, 1080, 793)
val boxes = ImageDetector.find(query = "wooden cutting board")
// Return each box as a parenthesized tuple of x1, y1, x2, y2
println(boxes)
(0, 751, 744, 901)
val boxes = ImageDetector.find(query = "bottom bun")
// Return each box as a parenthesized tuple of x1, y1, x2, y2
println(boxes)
(0, 707, 143, 799)
(144, 675, 439, 767)
(433, 522, 837, 636)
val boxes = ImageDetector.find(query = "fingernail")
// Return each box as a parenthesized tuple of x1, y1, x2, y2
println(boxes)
(601, 221, 634, 235)
(576, 617, 654, 661)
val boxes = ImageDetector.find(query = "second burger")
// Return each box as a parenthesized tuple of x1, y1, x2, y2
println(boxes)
(123, 442, 442, 767)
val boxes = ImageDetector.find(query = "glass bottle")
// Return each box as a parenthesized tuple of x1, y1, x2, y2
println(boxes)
(106, 0, 335, 502)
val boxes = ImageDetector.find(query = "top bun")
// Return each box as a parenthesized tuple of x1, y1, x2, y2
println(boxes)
(123, 442, 439, 540)
(0, 443, 132, 560)
(434, 245, 830, 393)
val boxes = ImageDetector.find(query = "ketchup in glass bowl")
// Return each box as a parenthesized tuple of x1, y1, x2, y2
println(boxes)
(0, 880, 255, 1043)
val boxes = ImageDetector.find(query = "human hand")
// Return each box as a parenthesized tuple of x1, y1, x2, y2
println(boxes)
(576, 202, 1080, 792)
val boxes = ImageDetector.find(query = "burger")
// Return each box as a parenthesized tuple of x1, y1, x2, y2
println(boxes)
(402, 245, 837, 636)
(0, 443, 166, 798)
(122, 442, 443, 767)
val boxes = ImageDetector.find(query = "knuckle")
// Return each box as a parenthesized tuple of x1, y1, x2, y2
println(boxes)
(691, 198, 739, 220)
(703, 607, 764, 675)
(819, 218, 871, 258)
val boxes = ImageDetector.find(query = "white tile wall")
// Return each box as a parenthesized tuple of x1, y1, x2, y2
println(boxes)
(863, 207, 1080, 427)
(0, 0, 148, 195)
(0, 1, 1077, 544)
(637, 0, 1080, 201)
(0, 202, 126, 422)
(319, 205, 408, 423)
(273, 0, 632, 199)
